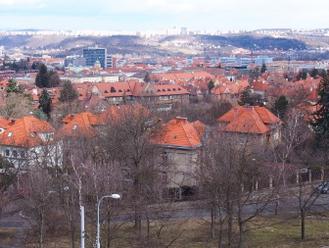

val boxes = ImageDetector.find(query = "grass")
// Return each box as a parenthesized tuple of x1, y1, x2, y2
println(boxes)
(25, 215, 329, 248)
(248, 217, 329, 248)
(0, 227, 17, 246)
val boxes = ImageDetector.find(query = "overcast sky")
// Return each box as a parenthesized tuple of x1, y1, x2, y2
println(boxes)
(0, 0, 328, 32)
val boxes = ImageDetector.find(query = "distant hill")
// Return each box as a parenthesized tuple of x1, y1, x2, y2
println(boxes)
(197, 35, 307, 50)
(0, 33, 310, 55)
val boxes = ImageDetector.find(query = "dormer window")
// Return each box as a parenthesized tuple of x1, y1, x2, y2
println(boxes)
(104, 90, 109, 94)
(110, 87, 116, 93)
(73, 124, 78, 130)
(8, 132, 13, 137)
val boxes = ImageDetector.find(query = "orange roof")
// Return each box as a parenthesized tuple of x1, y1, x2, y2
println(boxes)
(212, 80, 249, 95)
(0, 117, 11, 129)
(98, 104, 149, 124)
(218, 106, 280, 134)
(59, 112, 102, 138)
(153, 117, 205, 148)
(0, 116, 55, 147)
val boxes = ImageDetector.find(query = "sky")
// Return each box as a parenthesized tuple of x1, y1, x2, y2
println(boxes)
(0, 0, 328, 32)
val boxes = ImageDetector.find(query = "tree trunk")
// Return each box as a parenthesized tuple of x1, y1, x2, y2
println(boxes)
(39, 211, 44, 248)
(301, 209, 305, 240)
(227, 203, 233, 248)
(70, 219, 76, 248)
(217, 211, 223, 248)
(238, 221, 245, 248)
(210, 206, 215, 239)
(107, 209, 111, 248)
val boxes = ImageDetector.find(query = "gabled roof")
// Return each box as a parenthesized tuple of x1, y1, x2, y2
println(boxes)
(0, 116, 55, 147)
(59, 112, 102, 138)
(153, 117, 205, 149)
(218, 106, 281, 134)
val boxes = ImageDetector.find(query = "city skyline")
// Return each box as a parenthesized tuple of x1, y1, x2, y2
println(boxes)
(0, 0, 328, 32)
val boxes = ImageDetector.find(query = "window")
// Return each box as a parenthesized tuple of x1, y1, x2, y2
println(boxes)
(20, 151, 26, 158)
(12, 150, 18, 158)
(5, 149, 10, 157)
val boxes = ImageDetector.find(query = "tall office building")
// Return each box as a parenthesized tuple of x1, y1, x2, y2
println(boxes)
(83, 47, 107, 69)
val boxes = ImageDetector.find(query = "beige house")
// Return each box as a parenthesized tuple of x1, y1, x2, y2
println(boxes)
(153, 117, 206, 199)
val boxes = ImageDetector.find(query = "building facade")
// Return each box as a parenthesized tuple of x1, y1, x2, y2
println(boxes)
(83, 48, 107, 69)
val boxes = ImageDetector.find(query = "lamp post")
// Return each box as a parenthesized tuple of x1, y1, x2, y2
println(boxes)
(96, 194, 121, 248)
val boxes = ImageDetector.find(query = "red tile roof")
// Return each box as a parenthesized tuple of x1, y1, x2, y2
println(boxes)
(59, 112, 102, 138)
(0, 116, 55, 147)
(218, 106, 281, 134)
(153, 117, 205, 148)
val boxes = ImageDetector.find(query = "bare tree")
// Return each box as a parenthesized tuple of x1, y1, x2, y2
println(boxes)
(200, 131, 278, 248)
(100, 105, 163, 241)
(25, 166, 55, 248)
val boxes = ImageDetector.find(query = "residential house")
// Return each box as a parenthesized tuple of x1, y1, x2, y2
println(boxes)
(0, 115, 60, 168)
(218, 106, 282, 147)
(58, 112, 103, 138)
(153, 117, 206, 199)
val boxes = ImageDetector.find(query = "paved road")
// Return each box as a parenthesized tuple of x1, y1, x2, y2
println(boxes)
(112, 193, 329, 222)
(0, 212, 30, 248)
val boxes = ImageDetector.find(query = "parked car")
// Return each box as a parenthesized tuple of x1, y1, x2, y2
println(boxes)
(316, 181, 329, 194)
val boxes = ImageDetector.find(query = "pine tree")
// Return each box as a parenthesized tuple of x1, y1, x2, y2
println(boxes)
(39, 89, 52, 119)
(59, 80, 78, 102)
(35, 64, 49, 88)
(144, 72, 151, 83)
(208, 80, 215, 94)
(239, 86, 254, 106)
(272, 95, 289, 119)
(312, 74, 329, 140)
(261, 63, 267, 74)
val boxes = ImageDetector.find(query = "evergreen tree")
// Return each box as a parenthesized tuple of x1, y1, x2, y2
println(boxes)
(310, 68, 319, 79)
(238, 86, 254, 106)
(59, 80, 78, 102)
(48, 70, 61, 87)
(296, 69, 308, 81)
(39, 89, 52, 119)
(6, 79, 23, 94)
(35, 64, 49, 88)
(312, 74, 329, 140)
(208, 80, 215, 94)
(261, 63, 267, 73)
(144, 72, 151, 83)
(272, 95, 289, 119)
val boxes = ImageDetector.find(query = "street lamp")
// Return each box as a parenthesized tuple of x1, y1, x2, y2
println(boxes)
(96, 194, 121, 248)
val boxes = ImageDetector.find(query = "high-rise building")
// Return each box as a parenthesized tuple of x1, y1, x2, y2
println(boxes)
(83, 47, 107, 69)
(107, 55, 113, 68)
